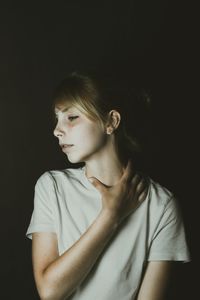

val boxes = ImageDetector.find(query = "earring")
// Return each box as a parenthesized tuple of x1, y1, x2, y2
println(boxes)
(107, 128, 113, 135)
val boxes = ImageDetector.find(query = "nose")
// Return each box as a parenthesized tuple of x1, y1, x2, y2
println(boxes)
(53, 123, 64, 138)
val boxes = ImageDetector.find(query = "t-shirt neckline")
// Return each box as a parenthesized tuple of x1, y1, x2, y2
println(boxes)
(80, 166, 98, 192)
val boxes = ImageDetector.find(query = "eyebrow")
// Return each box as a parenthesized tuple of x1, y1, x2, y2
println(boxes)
(54, 106, 72, 114)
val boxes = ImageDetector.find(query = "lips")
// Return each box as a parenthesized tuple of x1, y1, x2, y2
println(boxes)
(60, 144, 74, 149)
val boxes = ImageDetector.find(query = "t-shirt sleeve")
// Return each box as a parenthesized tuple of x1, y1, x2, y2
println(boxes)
(26, 172, 56, 239)
(148, 196, 191, 263)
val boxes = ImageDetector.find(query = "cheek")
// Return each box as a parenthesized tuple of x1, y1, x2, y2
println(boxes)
(88, 126, 106, 148)
(76, 123, 105, 144)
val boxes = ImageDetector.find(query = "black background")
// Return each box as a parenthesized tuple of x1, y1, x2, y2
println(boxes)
(0, 1, 198, 299)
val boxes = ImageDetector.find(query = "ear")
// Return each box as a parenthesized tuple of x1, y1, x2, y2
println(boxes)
(106, 110, 121, 135)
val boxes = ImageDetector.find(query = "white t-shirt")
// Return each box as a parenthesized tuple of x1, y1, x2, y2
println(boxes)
(26, 166, 190, 300)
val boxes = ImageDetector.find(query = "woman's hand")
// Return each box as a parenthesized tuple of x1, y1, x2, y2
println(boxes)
(88, 160, 149, 225)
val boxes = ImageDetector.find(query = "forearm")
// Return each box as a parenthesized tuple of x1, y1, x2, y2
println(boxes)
(40, 210, 119, 300)
(136, 261, 172, 300)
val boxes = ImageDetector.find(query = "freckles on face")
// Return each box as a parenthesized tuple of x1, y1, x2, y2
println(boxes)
(55, 105, 108, 163)
(67, 115, 107, 163)
(73, 116, 105, 145)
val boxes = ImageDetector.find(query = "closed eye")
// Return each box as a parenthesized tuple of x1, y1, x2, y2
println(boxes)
(68, 116, 79, 121)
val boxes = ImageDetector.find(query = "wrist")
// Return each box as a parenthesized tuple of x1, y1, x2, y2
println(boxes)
(100, 209, 120, 230)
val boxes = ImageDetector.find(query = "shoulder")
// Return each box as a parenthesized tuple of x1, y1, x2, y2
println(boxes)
(148, 178, 178, 216)
(35, 167, 83, 187)
(149, 178, 174, 204)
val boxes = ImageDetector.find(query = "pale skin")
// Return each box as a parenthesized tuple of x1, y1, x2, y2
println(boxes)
(32, 105, 172, 300)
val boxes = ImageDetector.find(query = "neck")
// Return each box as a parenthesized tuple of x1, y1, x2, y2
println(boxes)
(84, 155, 128, 187)
(83, 134, 131, 186)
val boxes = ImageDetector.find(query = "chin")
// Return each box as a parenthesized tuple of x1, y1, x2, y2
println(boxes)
(66, 146, 103, 164)
(66, 153, 86, 164)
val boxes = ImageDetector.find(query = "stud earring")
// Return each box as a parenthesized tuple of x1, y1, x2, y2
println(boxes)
(107, 128, 113, 135)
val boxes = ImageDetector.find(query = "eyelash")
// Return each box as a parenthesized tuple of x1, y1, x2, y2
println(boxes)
(68, 116, 78, 121)
(54, 115, 79, 125)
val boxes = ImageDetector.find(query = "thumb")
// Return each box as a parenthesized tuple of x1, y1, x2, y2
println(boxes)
(88, 177, 106, 193)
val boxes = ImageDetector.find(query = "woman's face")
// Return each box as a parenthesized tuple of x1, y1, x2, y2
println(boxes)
(53, 105, 108, 163)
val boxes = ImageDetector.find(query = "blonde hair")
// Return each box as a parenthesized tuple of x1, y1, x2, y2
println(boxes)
(52, 71, 151, 165)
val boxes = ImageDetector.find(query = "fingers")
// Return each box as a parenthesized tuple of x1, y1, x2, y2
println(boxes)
(118, 161, 149, 202)
(138, 187, 148, 202)
(130, 174, 149, 203)
(119, 159, 134, 185)
(137, 176, 149, 202)
(135, 176, 147, 194)
(88, 177, 107, 194)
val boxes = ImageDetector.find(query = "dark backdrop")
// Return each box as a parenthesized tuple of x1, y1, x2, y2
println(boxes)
(0, 1, 198, 299)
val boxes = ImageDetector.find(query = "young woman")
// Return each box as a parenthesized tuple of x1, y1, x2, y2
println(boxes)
(26, 72, 190, 300)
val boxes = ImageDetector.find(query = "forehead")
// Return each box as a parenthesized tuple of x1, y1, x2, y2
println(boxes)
(54, 105, 77, 113)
